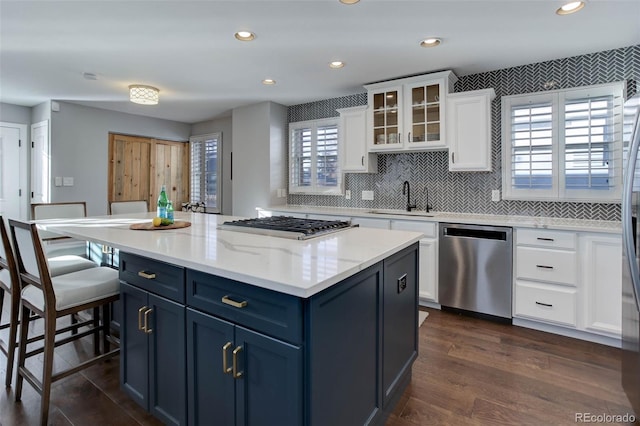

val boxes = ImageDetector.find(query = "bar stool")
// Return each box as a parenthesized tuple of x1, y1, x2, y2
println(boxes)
(0, 216, 97, 388)
(9, 219, 120, 425)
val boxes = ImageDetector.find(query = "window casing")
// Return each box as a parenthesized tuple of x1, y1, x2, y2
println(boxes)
(289, 118, 342, 195)
(190, 133, 222, 213)
(502, 82, 624, 202)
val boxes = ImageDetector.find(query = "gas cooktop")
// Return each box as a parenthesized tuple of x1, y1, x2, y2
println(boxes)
(218, 216, 358, 240)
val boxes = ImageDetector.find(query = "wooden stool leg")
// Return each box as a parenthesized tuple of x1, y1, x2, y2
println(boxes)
(71, 313, 78, 335)
(102, 304, 111, 353)
(14, 306, 30, 401)
(4, 287, 20, 387)
(39, 314, 56, 426)
(93, 307, 100, 356)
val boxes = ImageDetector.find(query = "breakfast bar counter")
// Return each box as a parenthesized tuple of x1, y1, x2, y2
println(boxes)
(37, 211, 421, 426)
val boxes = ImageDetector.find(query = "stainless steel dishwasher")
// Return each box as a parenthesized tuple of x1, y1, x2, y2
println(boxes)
(438, 223, 513, 320)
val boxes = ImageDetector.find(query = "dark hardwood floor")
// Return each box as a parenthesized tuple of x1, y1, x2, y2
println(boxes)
(0, 300, 636, 425)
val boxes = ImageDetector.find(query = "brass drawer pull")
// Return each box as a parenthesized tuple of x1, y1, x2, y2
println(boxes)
(222, 342, 233, 374)
(222, 295, 248, 309)
(535, 301, 553, 308)
(138, 270, 156, 280)
(536, 265, 554, 270)
(143, 308, 153, 334)
(138, 306, 147, 331)
(232, 346, 243, 379)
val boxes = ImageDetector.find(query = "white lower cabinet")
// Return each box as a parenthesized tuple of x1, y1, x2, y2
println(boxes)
(580, 233, 622, 336)
(390, 220, 438, 304)
(514, 228, 622, 343)
(351, 217, 390, 229)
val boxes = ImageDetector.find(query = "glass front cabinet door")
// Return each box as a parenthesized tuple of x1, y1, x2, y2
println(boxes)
(366, 70, 457, 152)
(369, 85, 403, 151)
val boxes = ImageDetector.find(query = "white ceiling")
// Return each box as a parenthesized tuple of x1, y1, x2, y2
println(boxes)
(1, 0, 639, 124)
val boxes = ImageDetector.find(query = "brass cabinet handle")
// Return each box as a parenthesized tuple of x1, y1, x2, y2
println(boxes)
(138, 271, 156, 280)
(143, 308, 153, 334)
(222, 342, 233, 374)
(232, 346, 243, 379)
(138, 306, 147, 332)
(222, 295, 248, 309)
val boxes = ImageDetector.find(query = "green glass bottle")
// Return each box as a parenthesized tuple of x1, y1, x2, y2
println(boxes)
(166, 200, 174, 224)
(157, 184, 168, 218)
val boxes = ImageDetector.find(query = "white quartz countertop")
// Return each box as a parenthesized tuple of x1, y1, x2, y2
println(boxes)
(262, 205, 622, 234)
(35, 212, 422, 298)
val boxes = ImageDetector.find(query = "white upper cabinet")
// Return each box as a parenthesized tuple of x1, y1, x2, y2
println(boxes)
(365, 71, 457, 152)
(447, 88, 496, 172)
(337, 106, 378, 173)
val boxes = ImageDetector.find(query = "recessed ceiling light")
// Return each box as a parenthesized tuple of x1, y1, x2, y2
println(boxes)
(339, 0, 360, 4)
(556, 1, 585, 15)
(235, 31, 256, 41)
(420, 38, 441, 48)
(329, 61, 345, 69)
(262, 79, 276, 85)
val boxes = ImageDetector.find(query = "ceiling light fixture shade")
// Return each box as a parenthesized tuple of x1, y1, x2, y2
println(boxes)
(329, 61, 345, 69)
(339, 0, 360, 4)
(235, 31, 256, 41)
(556, 1, 585, 15)
(129, 85, 159, 105)
(262, 79, 276, 85)
(420, 38, 442, 48)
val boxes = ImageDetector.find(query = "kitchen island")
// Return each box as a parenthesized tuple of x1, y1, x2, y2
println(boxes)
(37, 212, 422, 426)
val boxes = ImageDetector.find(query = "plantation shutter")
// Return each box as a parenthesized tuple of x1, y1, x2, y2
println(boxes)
(189, 133, 222, 212)
(316, 124, 339, 188)
(563, 94, 616, 191)
(510, 102, 554, 190)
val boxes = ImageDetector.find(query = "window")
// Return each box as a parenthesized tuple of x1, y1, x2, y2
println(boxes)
(289, 118, 342, 195)
(190, 133, 222, 213)
(502, 82, 624, 202)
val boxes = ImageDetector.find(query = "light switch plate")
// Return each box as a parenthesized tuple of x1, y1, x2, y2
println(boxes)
(63, 177, 74, 186)
(362, 190, 374, 201)
(491, 190, 500, 202)
(54, 176, 63, 187)
(345, 190, 351, 200)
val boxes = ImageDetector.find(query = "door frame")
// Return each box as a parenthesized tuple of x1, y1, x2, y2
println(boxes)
(0, 121, 28, 219)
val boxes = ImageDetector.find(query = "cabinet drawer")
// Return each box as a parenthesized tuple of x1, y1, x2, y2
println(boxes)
(350, 217, 390, 229)
(516, 247, 577, 286)
(186, 269, 303, 344)
(514, 280, 576, 326)
(119, 253, 185, 303)
(390, 220, 436, 238)
(516, 229, 576, 250)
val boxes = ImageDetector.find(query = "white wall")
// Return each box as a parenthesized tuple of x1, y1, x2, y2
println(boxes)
(50, 101, 191, 215)
(191, 116, 233, 215)
(231, 101, 286, 218)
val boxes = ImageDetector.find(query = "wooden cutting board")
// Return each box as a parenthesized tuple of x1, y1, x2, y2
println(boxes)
(129, 220, 192, 231)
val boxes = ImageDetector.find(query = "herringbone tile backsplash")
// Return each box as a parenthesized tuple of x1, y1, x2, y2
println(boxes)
(288, 45, 640, 221)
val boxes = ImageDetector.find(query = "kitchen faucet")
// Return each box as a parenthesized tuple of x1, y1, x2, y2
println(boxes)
(424, 186, 433, 213)
(402, 181, 417, 212)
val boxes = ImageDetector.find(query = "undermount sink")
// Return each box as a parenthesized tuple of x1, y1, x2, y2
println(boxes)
(367, 209, 438, 218)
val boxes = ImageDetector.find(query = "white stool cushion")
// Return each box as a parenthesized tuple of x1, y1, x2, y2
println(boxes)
(48, 255, 97, 277)
(43, 239, 87, 258)
(22, 267, 119, 311)
(0, 268, 10, 289)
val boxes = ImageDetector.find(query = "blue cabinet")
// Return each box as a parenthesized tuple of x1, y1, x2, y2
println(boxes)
(187, 309, 302, 426)
(120, 242, 418, 426)
(120, 253, 187, 426)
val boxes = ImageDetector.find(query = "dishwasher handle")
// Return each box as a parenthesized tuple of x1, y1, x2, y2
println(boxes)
(442, 226, 509, 241)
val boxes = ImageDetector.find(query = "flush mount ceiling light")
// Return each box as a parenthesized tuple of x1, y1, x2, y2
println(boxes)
(556, 1, 585, 15)
(129, 85, 159, 105)
(262, 79, 276, 85)
(420, 38, 442, 48)
(339, 0, 360, 4)
(329, 61, 345, 69)
(235, 31, 256, 41)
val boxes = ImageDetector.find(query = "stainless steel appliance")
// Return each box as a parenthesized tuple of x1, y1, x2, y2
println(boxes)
(218, 216, 357, 240)
(438, 223, 513, 320)
(622, 93, 640, 416)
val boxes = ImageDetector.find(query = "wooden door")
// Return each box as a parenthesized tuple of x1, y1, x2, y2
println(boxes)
(108, 134, 189, 211)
